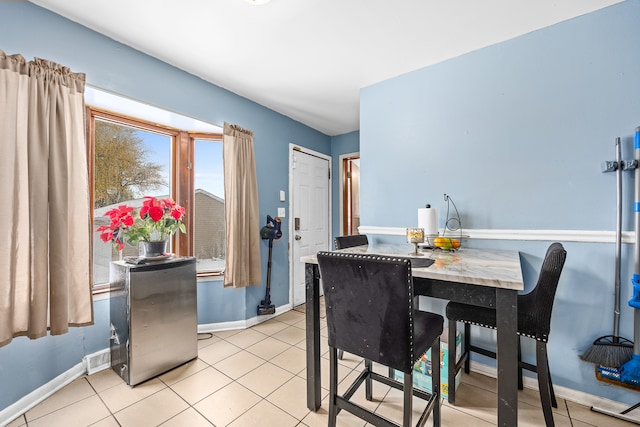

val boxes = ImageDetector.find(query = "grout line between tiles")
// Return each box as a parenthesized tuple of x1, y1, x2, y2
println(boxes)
(14, 301, 640, 427)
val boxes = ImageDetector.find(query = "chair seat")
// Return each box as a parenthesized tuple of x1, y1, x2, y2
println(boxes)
(413, 310, 444, 367)
(446, 301, 548, 342)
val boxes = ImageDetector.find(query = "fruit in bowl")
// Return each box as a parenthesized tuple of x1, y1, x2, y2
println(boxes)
(433, 237, 461, 250)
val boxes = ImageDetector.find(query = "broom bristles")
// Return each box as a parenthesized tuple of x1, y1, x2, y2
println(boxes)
(580, 335, 634, 368)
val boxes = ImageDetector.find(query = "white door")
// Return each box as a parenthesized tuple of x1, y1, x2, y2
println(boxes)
(291, 146, 331, 306)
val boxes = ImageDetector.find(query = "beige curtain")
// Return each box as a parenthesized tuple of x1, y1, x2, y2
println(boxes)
(0, 50, 93, 347)
(222, 122, 261, 288)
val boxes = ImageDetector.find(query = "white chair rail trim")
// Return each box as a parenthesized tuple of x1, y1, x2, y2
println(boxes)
(358, 226, 636, 244)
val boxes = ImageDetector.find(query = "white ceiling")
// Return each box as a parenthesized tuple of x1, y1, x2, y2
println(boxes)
(31, 0, 622, 136)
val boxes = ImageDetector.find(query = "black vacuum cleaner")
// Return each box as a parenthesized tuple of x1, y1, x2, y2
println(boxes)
(258, 215, 282, 315)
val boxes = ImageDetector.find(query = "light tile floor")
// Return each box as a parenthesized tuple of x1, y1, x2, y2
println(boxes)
(7, 308, 639, 426)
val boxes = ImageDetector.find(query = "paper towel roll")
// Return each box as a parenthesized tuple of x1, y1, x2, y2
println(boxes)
(418, 206, 438, 237)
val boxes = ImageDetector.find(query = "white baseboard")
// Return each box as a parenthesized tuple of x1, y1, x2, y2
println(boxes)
(197, 302, 292, 333)
(0, 361, 86, 427)
(468, 360, 639, 421)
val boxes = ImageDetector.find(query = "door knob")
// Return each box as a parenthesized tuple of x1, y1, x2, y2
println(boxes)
(295, 235, 302, 240)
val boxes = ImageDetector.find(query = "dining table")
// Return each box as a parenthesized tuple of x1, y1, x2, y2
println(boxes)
(301, 243, 524, 427)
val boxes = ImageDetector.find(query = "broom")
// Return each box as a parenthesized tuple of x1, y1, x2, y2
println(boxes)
(581, 137, 634, 367)
(618, 126, 640, 385)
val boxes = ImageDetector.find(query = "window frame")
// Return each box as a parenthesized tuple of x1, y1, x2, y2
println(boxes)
(87, 106, 223, 293)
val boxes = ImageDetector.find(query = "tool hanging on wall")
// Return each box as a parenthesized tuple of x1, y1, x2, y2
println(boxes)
(621, 127, 640, 385)
(581, 137, 634, 367)
(590, 128, 640, 424)
(258, 215, 282, 316)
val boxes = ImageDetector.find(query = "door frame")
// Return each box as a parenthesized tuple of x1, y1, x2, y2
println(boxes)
(288, 143, 332, 306)
(339, 151, 360, 235)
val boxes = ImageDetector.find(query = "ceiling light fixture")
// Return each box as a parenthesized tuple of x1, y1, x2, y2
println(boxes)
(245, 0, 271, 5)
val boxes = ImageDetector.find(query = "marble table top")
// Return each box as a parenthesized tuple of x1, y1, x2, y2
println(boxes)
(301, 243, 524, 291)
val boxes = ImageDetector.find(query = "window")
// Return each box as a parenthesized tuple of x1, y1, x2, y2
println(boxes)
(193, 138, 226, 275)
(86, 90, 223, 291)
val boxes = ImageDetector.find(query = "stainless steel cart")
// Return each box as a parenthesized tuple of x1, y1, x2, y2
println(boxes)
(109, 257, 197, 386)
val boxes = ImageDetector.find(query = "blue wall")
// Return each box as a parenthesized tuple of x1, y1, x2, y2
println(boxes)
(361, 1, 640, 405)
(3, 0, 640, 414)
(0, 2, 330, 411)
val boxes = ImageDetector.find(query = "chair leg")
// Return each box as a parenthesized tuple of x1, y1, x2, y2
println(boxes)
(518, 336, 523, 391)
(338, 349, 344, 360)
(447, 319, 458, 405)
(548, 357, 558, 408)
(403, 372, 413, 427)
(535, 341, 555, 427)
(328, 347, 338, 427)
(463, 323, 471, 373)
(432, 337, 441, 427)
(365, 359, 373, 401)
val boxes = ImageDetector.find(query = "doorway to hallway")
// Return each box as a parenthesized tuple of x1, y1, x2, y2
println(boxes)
(340, 153, 360, 236)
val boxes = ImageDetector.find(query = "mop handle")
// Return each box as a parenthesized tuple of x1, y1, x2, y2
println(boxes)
(633, 127, 640, 354)
(635, 127, 640, 278)
(615, 137, 622, 337)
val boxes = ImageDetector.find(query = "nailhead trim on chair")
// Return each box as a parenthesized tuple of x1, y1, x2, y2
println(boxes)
(317, 251, 443, 426)
(406, 259, 414, 364)
(329, 254, 418, 362)
(453, 319, 549, 343)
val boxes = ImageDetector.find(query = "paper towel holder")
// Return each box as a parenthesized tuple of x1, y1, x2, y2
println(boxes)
(422, 204, 439, 236)
(418, 204, 439, 245)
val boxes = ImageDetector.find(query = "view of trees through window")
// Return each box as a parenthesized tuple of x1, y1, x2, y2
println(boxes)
(94, 121, 169, 208)
(89, 108, 224, 288)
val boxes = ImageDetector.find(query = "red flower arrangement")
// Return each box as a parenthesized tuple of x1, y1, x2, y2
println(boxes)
(97, 196, 186, 251)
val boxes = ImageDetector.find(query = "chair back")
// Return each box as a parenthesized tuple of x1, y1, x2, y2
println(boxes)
(518, 242, 567, 341)
(317, 252, 415, 373)
(334, 234, 369, 250)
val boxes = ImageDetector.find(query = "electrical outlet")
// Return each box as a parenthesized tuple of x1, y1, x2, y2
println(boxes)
(601, 161, 617, 173)
(278, 207, 286, 218)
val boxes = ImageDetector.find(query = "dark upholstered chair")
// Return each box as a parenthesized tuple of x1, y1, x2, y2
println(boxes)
(333, 234, 369, 360)
(334, 234, 369, 250)
(317, 251, 443, 427)
(446, 242, 566, 427)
